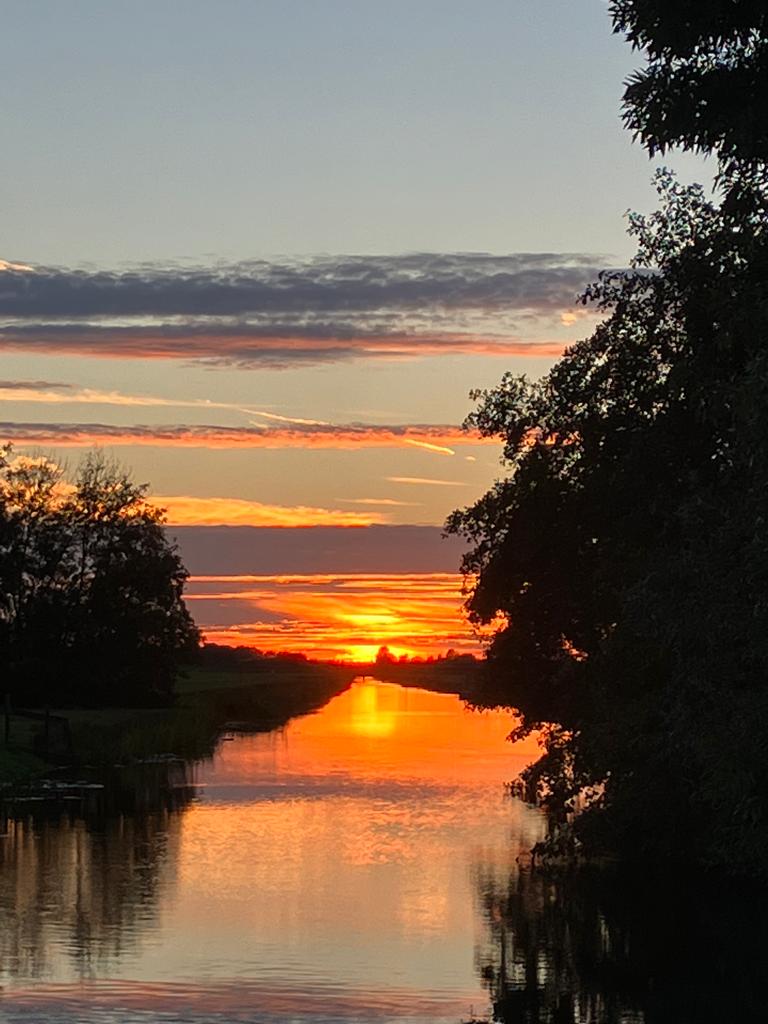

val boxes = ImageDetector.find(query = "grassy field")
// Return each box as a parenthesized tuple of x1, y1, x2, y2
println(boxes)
(0, 659, 481, 783)
(0, 746, 50, 784)
(0, 662, 355, 781)
(371, 659, 482, 700)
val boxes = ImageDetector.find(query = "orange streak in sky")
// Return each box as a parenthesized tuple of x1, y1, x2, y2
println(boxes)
(0, 331, 569, 361)
(1, 423, 495, 451)
(154, 494, 385, 527)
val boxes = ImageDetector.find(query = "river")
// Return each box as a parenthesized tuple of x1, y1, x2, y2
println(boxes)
(0, 678, 763, 1024)
(0, 678, 542, 1023)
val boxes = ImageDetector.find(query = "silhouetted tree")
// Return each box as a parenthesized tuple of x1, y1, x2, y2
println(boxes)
(375, 645, 397, 667)
(448, 168, 768, 869)
(611, 0, 768, 177)
(446, 0, 768, 873)
(0, 449, 199, 706)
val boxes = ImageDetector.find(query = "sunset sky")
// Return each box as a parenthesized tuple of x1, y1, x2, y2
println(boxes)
(0, 1, 709, 657)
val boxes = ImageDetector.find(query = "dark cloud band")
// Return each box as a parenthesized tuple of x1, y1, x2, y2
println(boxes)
(0, 379, 73, 391)
(0, 252, 604, 366)
(0, 253, 601, 316)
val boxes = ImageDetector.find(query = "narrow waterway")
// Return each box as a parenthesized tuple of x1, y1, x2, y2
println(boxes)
(0, 679, 543, 1023)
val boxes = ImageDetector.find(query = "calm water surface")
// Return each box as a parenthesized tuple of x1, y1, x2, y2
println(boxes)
(0, 679, 543, 1023)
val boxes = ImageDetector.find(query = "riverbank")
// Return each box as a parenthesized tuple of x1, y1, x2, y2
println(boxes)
(0, 657, 484, 785)
(371, 658, 482, 701)
(0, 662, 354, 784)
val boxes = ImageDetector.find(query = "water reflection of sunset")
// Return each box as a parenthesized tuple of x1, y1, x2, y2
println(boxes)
(347, 679, 399, 736)
(186, 572, 481, 659)
(0, 680, 544, 1024)
(168, 680, 543, 1011)
(200, 679, 541, 798)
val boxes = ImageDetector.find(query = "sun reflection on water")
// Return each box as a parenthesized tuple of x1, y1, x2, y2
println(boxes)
(346, 678, 399, 737)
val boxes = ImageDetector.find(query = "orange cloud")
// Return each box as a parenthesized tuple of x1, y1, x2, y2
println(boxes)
(0, 259, 34, 272)
(155, 495, 385, 527)
(0, 421, 494, 452)
(337, 498, 422, 507)
(0, 328, 569, 365)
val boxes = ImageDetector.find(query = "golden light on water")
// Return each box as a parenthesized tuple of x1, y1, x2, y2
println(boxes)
(345, 679, 399, 737)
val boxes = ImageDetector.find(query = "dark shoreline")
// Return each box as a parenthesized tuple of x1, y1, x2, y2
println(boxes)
(0, 662, 355, 788)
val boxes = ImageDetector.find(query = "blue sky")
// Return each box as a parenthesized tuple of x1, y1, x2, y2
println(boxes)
(2, 0, 710, 263)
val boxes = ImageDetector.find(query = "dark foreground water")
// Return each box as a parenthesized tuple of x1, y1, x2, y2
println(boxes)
(0, 679, 764, 1024)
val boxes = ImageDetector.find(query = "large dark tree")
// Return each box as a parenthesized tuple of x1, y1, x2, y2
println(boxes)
(449, 172, 768, 869)
(448, 2, 768, 870)
(0, 448, 199, 706)
(611, 0, 768, 175)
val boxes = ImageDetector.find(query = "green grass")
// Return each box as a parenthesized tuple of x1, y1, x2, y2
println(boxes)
(176, 663, 352, 695)
(65, 706, 218, 763)
(64, 662, 353, 767)
(0, 746, 49, 783)
(0, 662, 356, 782)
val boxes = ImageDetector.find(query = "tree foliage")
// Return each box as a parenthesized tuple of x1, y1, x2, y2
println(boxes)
(0, 449, 199, 706)
(448, 169, 768, 870)
(447, 0, 768, 873)
(610, 0, 768, 176)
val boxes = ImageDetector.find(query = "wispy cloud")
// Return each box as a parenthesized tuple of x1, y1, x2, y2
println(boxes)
(246, 409, 329, 426)
(0, 382, 331, 427)
(172, 524, 469, 575)
(403, 438, 455, 456)
(337, 498, 423, 507)
(0, 252, 604, 367)
(386, 476, 470, 487)
(0, 420, 493, 452)
(0, 382, 230, 409)
(0, 260, 34, 272)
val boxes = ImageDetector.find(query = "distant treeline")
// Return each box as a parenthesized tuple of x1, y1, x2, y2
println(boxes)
(193, 643, 311, 672)
(195, 642, 478, 672)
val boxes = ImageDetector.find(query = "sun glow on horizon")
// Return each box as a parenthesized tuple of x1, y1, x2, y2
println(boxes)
(186, 572, 480, 661)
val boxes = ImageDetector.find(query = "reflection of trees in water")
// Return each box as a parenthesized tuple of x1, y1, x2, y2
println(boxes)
(473, 856, 765, 1023)
(0, 762, 197, 980)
